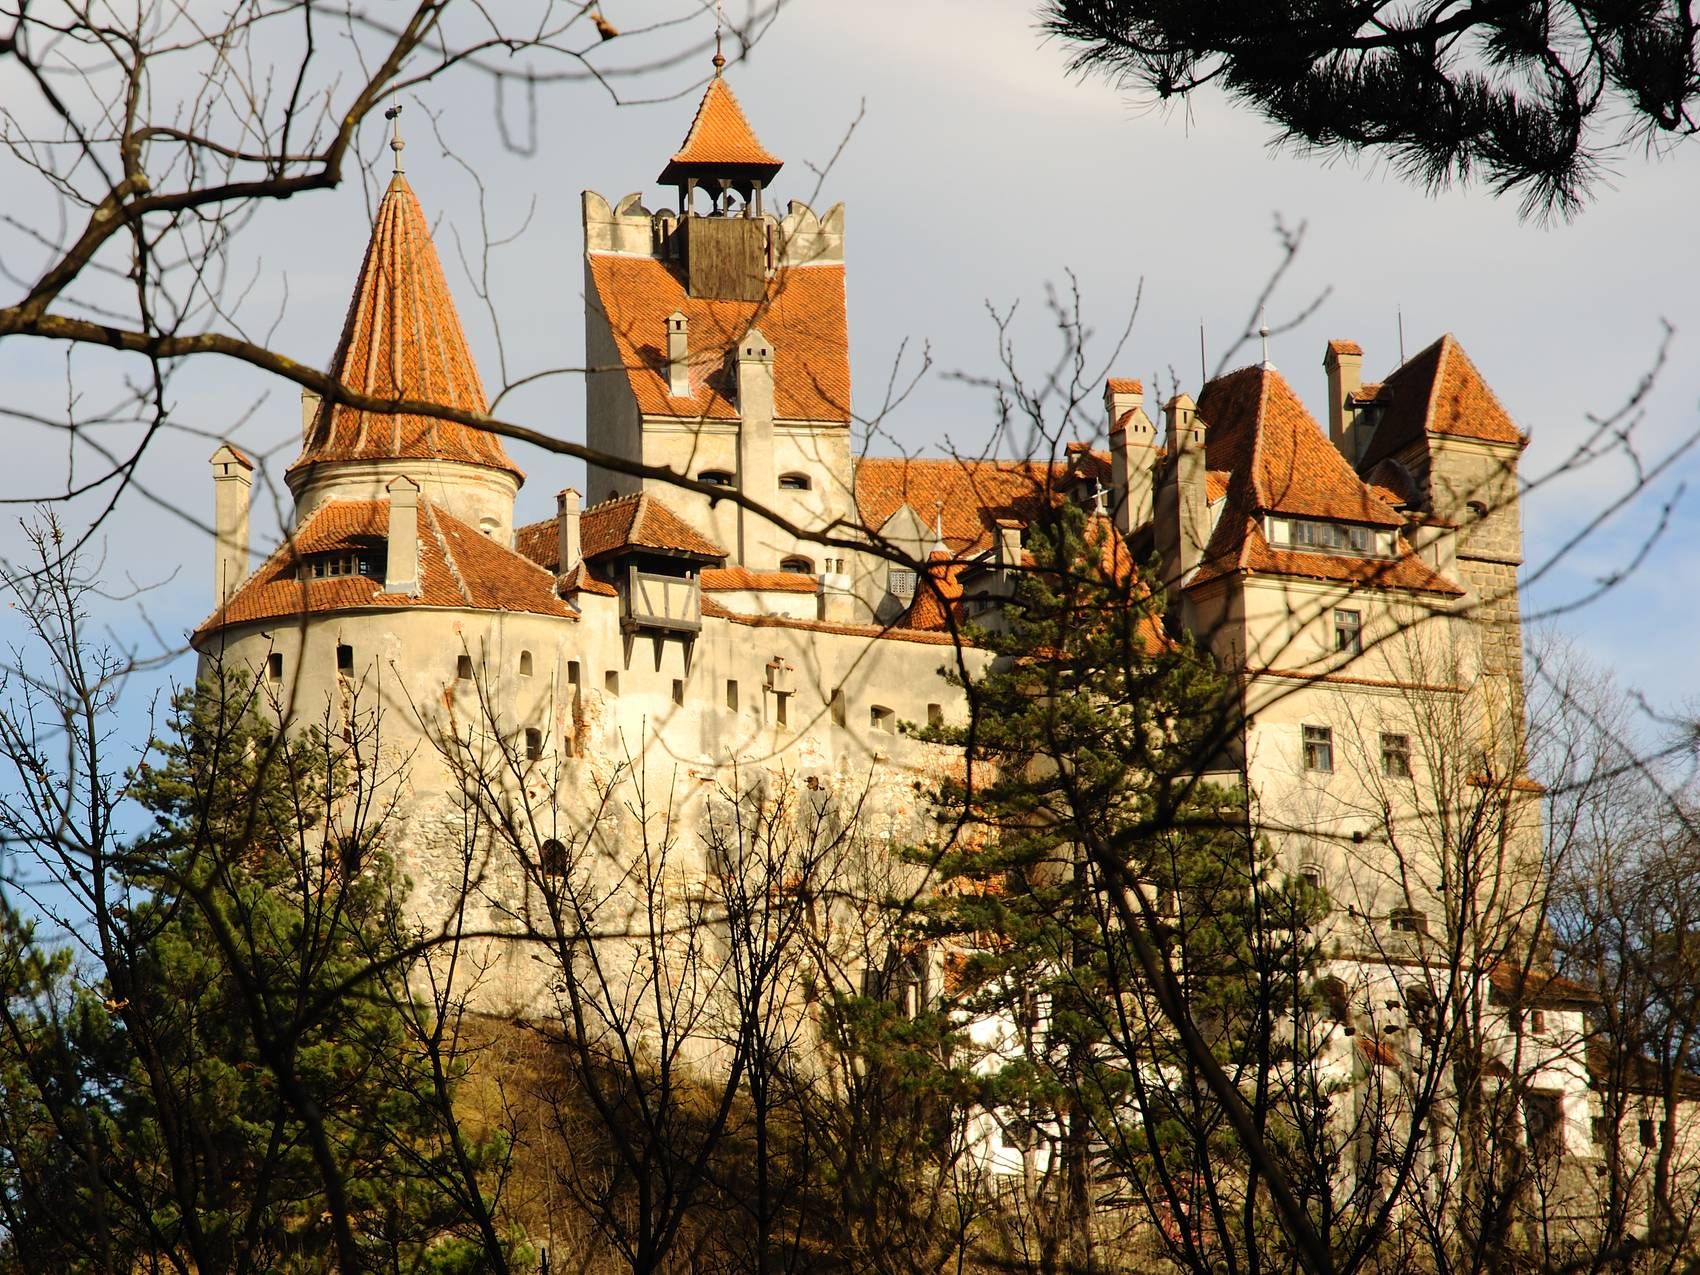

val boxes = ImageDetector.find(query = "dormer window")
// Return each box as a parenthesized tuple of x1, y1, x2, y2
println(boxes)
(698, 469, 736, 488)
(299, 549, 382, 580)
(778, 472, 812, 491)
(1291, 520, 1372, 554)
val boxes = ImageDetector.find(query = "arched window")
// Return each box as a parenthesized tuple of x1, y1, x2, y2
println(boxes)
(778, 472, 812, 491)
(540, 838, 567, 876)
(698, 469, 735, 488)
(779, 555, 814, 574)
(1318, 976, 1350, 1024)
(518, 650, 533, 677)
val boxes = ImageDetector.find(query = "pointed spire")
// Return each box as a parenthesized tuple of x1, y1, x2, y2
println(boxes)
(289, 174, 523, 483)
(657, 74, 782, 188)
(1258, 305, 1275, 371)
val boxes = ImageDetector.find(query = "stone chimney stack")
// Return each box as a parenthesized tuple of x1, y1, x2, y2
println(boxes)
(385, 475, 421, 596)
(300, 387, 322, 446)
(666, 312, 690, 398)
(1324, 340, 1364, 464)
(735, 328, 777, 569)
(557, 487, 582, 576)
(1105, 378, 1158, 535)
(210, 444, 253, 606)
(1158, 394, 1209, 588)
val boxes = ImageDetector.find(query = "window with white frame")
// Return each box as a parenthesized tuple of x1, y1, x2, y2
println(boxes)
(1381, 732, 1412, 777)
(1302, 724, 1334, 772)
(1334, 608, 1362, 655)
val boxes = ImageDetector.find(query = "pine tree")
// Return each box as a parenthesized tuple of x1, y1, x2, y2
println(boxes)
(856, 500, 1333, 1272)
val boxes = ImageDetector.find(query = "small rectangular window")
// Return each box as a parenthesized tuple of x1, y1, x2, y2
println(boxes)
(456, 654, 474, 681)
(567, 660, 581, 686)
(1640, 1117, 1657, 1148)
(1334, 608, 1362, 656)
(1390, 908, 1428, 936)
(336, 643, 354, 672)
(870, 705, 896, 733)
(775, 694, 788, 728)
(524, 728, 542, 761)
(831, 687, 846, 728)
(1381, 733, 1411, 778)
(604, 671, 619, 697)
(726, 679, 739, 712)
(562, 733, 576, 758)
(927, 703, 944, 729)
(1525, 1091, 1564, 1157)
(672, 678, 685, 706)
(267, 652, 284, 683)
(1302, 724, 1334, 773)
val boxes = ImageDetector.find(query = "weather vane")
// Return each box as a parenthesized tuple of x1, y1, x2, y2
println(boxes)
(713, 0, 726, 72)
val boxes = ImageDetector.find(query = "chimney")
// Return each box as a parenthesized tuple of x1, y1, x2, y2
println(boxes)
(210, 443, 253, 605)
(1159, 394, 1208, 587)
(1324, 340, 1364, 464)
(385, 475, 421, 595)
(1105, 378, 1158, 535)
(817, 557, 856, 624)
(556, 487, 582, 576)
(300, 386, 323, 446)
(666, 311, 690, 397)
(995, 519, 1023, 575)
(735, 328, 777, 569)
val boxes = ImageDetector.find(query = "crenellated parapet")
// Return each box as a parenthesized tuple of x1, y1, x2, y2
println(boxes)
(582, 190, 844, 267)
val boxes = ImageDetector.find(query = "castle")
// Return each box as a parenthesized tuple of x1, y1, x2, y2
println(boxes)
(193, 64, 1608, 1183)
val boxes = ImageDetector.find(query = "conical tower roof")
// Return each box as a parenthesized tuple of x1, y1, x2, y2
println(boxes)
(658, 75, 782, 187)
(290, 173, 523, 482)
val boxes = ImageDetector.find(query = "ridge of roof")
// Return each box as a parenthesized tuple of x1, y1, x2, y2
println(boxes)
(290, 174, 523, 483)
(517, 491, 727, 568)
(1358, 334, 1527, 468)
(658, 76, 782, 181)
(194, 497, 573, 637)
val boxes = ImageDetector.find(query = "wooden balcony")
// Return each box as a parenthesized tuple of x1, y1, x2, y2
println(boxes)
(622, 567, 702, 634)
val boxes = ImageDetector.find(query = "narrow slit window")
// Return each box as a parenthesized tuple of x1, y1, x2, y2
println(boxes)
(567, 660, 581, 686)
(336, 643, 354, 673)
(456, 654, 474, 682)
(604, 671, 619, 697)
(519, 650, 534, 677)
(267, 652, 284, 684)
(726, 679, 740, 712)
(831, 687, 846, 728)
(524, 728, 542, 761)
(672, 678, 685, 706)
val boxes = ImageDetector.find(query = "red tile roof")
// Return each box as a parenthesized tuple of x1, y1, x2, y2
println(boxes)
(1197, 364, 1404, 527)
(1106, 377, 1143, 395)
(587, 255, 850, 423)
(195, 498, 573, 636)
(700, 566, 816, 592)
(290, 175, 522, 482)
(658, 76, 782, 182)
(903, 552, 966, 632)
(515, 492, 726, 570)
(1326, 339, 1363, 358)
(1359, 334, 1527, 468)
(855, 456, 1073, 555)
(1183, 364, 1462, 598)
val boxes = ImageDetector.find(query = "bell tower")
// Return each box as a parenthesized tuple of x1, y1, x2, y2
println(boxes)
(656, 53, 783, 302)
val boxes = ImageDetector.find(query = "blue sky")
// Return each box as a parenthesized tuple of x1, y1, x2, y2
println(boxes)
(3, 0, 1696, 749)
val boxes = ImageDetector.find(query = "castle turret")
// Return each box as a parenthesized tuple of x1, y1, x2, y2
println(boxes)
(287, 150, 523, 541)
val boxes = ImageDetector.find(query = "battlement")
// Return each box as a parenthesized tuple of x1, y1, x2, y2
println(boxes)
(582, 190, 844, 267)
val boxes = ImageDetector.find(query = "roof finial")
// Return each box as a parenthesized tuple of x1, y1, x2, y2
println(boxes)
(712, 0, 726, 72)
(1258, 305, 1274, 371)
(384, 101, 405, 175)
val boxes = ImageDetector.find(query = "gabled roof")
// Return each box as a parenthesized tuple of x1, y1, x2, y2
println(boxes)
(657, 76, 782, 185)
(1197, 364, 1404, 528)
(700, 566, 816, 593)
(1359, 334, 1527, 469)
(586, 255, 850, 423)
(195, 498, 572, 636)
(1187, 365, 1461, 598)
(515, 491, 726, 570)
(290, 174, 522, 482)
(854, 454, 1103, 556)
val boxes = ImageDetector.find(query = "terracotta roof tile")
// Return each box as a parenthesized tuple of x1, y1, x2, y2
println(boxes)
(1326, 339, 1363, 358)
(1196, 364, 1404, 527)
(195, 498, 573, 636)
(903, 552, 966, 632)
(1359, 334, 1527, 469)
(658, 76, 782, 182)
(854, 456, 1069, 555)
(588, 255, 849, 423)
(1106, 377, 1143, 394)
(515, 492, 726, 572)
(1188, 514, 1464, 597)
(700, 566, 816, 592)
(290, 175, 522, 482)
